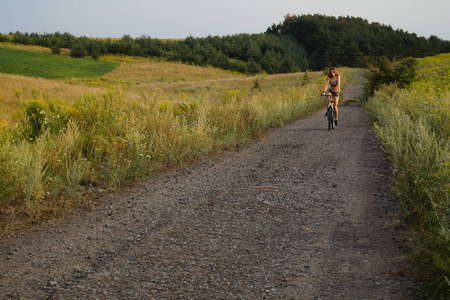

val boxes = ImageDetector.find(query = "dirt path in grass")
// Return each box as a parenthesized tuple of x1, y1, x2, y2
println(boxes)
(0, 72, 418, 299)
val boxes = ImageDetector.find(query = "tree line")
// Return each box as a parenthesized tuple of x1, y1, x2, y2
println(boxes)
(1, 14, 449, 73)
(0, 31, 308, 74)
(266, 14, 450, 70)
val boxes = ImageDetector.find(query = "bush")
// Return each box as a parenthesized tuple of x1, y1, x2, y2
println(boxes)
(89, 42, 102, 60)
(0, 33, 10, 42)
(70, 43, 88, 58)
(51, 46, 61, 55)
(364, 56, 418, 98)
(90, 49, 101, 60)
(22, 99, 47, 140)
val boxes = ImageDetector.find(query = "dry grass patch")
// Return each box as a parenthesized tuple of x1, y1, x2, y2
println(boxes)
(105, 59, 245, 84)
(0, 73, 104, 123)
(0, 42, 71, 56)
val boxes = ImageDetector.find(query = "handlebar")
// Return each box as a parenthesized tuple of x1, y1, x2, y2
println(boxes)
(321, 91, 341, 96)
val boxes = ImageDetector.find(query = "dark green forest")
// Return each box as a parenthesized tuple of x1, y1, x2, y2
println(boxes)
(1, 14, 449, 73)
(267, 14, 450, 70)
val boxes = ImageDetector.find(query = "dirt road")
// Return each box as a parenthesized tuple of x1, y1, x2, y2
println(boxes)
(0, 74, 418, 299)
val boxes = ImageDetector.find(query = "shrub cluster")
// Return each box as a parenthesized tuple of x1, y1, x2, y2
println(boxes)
(363, 56, 418, 98)
(175, 34, 309, 74)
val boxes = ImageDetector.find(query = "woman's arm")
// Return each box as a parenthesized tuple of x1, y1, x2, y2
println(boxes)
(323, 78, 329, 91)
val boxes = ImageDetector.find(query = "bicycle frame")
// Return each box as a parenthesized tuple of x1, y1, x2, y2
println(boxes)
(321, 91, 339, 131)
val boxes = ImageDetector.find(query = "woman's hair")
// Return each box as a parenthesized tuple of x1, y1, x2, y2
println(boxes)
(328, 67, 339, 78)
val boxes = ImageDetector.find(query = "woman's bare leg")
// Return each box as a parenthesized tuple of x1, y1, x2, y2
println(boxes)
(327, 94, 332, 110)
(333, 96, 339, 120)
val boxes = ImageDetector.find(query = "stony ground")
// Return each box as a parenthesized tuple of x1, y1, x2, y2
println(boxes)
(0, 74, 419, 299)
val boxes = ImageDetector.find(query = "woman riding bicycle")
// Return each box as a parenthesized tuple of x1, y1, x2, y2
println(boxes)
(322, 67, 341, 126)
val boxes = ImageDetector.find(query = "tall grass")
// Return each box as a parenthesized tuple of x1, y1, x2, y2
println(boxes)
(365, 54, 449, 299)
(0, 50, 356, 230)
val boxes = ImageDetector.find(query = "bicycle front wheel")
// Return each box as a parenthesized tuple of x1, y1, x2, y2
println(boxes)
(327, 106, 334, 131)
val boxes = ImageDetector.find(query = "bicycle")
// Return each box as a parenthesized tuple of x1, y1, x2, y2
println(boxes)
(321, 91, 340, 131)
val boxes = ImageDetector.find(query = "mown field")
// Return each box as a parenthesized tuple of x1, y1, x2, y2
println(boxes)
(0, 42, 355, 231)
(365, 53, 449, 298)
(0, 46, 118, 78)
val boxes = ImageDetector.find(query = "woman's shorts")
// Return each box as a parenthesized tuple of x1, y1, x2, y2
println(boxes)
(327, 89, 340, 97)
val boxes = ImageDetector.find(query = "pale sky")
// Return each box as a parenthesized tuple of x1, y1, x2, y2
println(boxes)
(1, 0, 449, 41)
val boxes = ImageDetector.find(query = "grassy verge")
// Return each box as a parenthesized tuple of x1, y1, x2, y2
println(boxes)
(0, 48, 355, 232)
(365, 54, 449, 299)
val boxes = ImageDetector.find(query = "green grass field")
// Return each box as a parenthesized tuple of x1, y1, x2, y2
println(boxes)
(0, 47, 119, 79)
